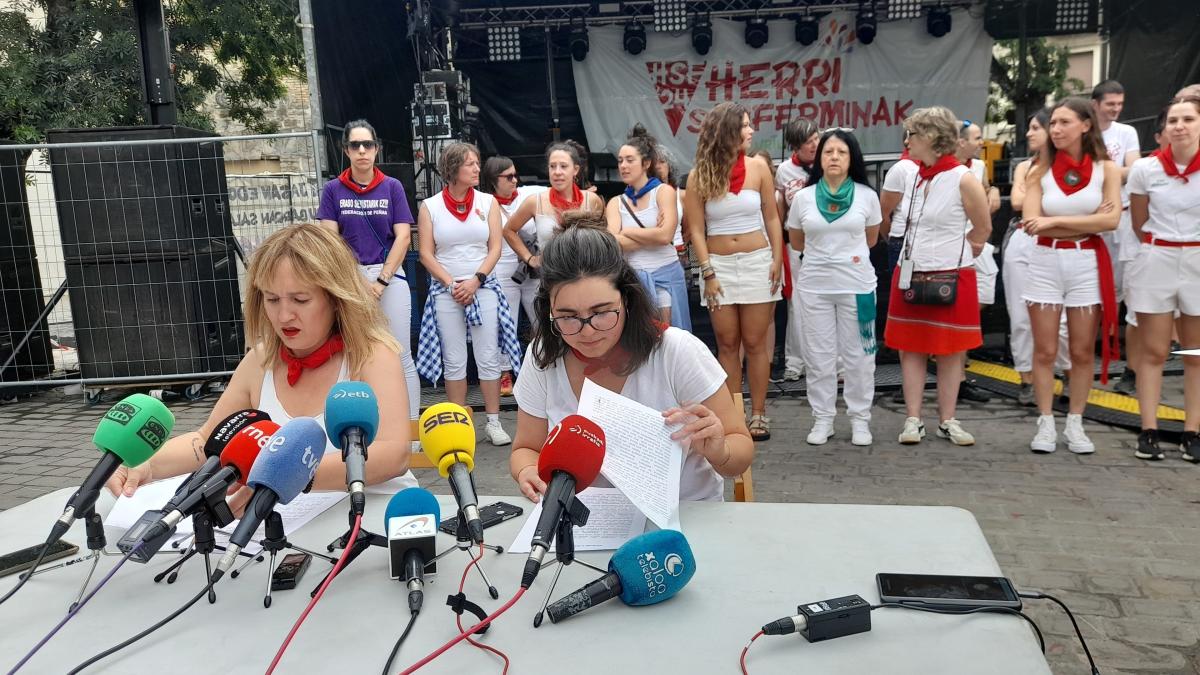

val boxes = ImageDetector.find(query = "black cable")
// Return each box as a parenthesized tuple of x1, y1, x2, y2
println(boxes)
(66, 581, 215, 674)
(381, 611, 419, 675)
(1020, 591, 1100, 675)
(872, 603, 1046, 653)
(0, 541, 52, 606)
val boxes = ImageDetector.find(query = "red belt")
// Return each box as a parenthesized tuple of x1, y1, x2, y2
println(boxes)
(1034, 234, 1120, 383)
(1143, 234, 1200, 247)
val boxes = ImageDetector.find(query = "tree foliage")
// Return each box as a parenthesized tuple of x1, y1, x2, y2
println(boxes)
(987, 37, 1086, 128)
(0, 0, 303, 143)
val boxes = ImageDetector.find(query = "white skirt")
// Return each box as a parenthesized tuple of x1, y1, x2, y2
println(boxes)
(702, 247, 782, 307)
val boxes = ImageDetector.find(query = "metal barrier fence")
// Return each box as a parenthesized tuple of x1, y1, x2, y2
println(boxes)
(0, 131, 321, 398)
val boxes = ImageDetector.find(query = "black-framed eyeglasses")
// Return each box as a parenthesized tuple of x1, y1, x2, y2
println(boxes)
(347, 140, 378, 151)
(550, 309, 620, 336)
(499, 173, 519, 182)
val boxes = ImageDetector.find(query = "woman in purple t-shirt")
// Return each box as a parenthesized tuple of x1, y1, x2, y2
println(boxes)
(316, 119, 419, 419)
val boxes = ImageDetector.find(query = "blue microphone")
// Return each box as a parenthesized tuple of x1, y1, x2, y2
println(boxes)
(211, 417, 326, 580)
(384, 488, 441, 613)
(325, 381, 379, 515)
(545, 530, 696, 624)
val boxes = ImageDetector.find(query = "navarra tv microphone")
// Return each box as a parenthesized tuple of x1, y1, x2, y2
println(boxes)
(385, 488, 441, 613)
(325, 381, 379, 515)
(522, 414, 606, 588)
(546, 530, 696, 623)
(49, 394, 174, 545)
(418, 402, 484, 543)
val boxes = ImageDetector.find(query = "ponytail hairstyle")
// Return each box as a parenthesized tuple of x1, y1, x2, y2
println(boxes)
(564, 139, 593, 190)
(621, 123, 659, 179)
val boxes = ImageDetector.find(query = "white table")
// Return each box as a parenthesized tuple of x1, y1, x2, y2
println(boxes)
(0, 488, 1050, 674)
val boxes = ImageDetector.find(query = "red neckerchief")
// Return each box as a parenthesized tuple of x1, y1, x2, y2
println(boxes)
(900, 149, 911, 161)
(916, 154, 961, 184)
(1051, 150, 1094, 196)
(279, 334, 344, 387)
(338, 167, 386, 195)
(570, 322, 666, 377)
(1155, 144, 1200, 183)
(442, 187, 474, 222)
(548, 184, 583, 212)
(494, 190, 519, 206)
(729, 152, 747, 194)
(790, 153, 813, 171)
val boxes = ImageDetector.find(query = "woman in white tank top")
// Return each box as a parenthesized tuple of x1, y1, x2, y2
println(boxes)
(502, 142, 603, 270)
(684, 102, 785, 442)
(606, 124, 690, 330)
(1021, 97, 1122, 456)
(104, 224, 417, 507)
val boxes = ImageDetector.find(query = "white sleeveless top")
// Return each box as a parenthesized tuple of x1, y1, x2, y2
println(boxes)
(904, 165, 972, 271)
(424, 189, 494, 280)
(619, 185, 679, 272)
(533, 190, 600, 249)
(1039, 160, 1104, 217)
(673, 191, 684, 247)
(704, 189, 764, 236)
(498, 185, 547, 266)
(259, 357, 418, 494)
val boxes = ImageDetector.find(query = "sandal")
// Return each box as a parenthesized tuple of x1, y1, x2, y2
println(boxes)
(748, 414, 771, 442)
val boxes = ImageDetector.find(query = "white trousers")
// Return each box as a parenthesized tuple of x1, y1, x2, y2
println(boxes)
(433, 288, 502, 381)
(784, 249, 805, 372)
(1001, 253, 1070, 373)
(799, 291, 875, 422)
(360, 264, 419, 418)
(495, 258, 539, 371)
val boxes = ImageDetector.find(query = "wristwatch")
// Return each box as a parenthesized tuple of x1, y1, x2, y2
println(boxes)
(474, 272, 487, 285)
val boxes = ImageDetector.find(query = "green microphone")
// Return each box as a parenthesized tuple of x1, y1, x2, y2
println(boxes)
(49, 393, 174, 544)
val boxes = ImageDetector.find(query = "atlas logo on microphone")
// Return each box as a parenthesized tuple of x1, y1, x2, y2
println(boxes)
(421, 409, 471, 434)
(105, 401, 141, 425)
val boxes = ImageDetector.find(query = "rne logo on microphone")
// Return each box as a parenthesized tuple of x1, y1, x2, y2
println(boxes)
(105, 401, 141, 425)
(136, 418, 168, 448)
(422, 410, 470, 434)
(243, 425, 273, 449)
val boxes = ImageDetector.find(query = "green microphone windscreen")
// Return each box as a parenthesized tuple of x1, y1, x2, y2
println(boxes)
(92, 393, 175, 466)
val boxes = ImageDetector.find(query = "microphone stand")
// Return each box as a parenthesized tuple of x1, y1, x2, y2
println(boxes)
(310, 509, 388, 596)
(530, 498, 606, 628)
(428, 505, 504, 600)
(228, 511, 337, 608)
(66, 506, 113, 612)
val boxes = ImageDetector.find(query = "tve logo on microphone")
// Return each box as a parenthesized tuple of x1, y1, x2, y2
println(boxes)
(421, 408, 470, 434)
(639, 551, 684, 598)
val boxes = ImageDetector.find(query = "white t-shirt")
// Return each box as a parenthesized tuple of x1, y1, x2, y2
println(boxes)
(424, 190, 494, 280)
(774, 159, 812, 208)
(903, 165, 973, 271)
(1103, 121, 1141, 206)
(513, 328, 727, 502)
(1128, 155, 1200, 242)
(786, 182, 881, 294)
(881, 158, 919, 238)
(498, 185, 548, 266)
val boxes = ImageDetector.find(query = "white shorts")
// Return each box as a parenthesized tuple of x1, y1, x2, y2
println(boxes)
(974, 242, 998, 306)
(702, 247, 782, 307)
(1124, 244, 1200, 316)
(1022, 244, 1102, 308)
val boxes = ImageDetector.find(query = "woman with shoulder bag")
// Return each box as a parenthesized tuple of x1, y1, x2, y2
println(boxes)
(883, 107, 992, 447)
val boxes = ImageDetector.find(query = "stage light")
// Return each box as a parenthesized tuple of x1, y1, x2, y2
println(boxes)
(569, 24, 589, 62)
(795, 15, 819, 46)
(653, 0, 688, 33)
(1055, 0, 1091, 32)
(692, 15, 713, 55)
(856, 5, 877, 45)
(927, 5, 951, 37)
(486, 25, 521, 62)
(745, 17, 769, 49)
(889, 0, 924, 20)
(623, 20, 646, 55)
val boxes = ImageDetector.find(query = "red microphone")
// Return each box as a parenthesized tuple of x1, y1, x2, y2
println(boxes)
(522, 415, 606, 588)
(221, 420, 280, 484)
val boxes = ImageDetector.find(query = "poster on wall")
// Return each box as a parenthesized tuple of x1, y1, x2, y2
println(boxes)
(572, 10, 991, 171)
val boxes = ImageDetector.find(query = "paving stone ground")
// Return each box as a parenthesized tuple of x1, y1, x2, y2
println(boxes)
(0, 378, 1196, 674)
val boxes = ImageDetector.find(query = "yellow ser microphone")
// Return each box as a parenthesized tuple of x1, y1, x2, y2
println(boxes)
(418, 403, 483, 543)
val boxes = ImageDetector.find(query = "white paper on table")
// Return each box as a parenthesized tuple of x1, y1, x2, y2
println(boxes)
(507, 487, 647, 554)
(577, 379, 682, 530)
(213, 491, 346, 556)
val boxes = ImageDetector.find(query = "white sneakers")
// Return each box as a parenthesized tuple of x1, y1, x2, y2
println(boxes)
(851, 419, 873, 446)
(1031, 413, 1095, 454)
(806, 419, 834, 445)
(936, 419, 975, 446)
(899, 417, 926, 444)
(485, 419, 511, 446)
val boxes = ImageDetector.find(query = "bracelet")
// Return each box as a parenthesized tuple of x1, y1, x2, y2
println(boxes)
(516, 463, 538, 481)
(703, 271, 716, 281)
(714, 441, 733, 469)
(375, 276, 390, 287)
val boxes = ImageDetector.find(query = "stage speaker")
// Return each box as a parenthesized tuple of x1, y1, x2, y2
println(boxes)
(0, 146, 54, 382)
(47, 125, 233, 258)
(377, 162, 418, 216)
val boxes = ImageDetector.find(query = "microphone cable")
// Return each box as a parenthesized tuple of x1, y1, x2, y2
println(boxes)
(381, 611, 419, 675)
(7, 542, 142, 674)
(1018, 590, 1099, 675)
(0, 543, 52, 607)
(455, 544, 510, 674)
(265, 513, 363, 674)
(398, 585, 527, 674)
(739, 630, 764, 675)
(871, 603, 1046, 652)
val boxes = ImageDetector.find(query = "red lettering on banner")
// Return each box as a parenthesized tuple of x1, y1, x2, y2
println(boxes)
(751, 103, 775, 129)
(873, 97, 892, 125)
(852, 100, 872, 129)
(798, 102, 819, 120)
(894, 99, 914, 122)
(819, 100, 847, 128)
(685, 108, 707, 134)
(771, 62, 800, 99)
(738, 62, 770, 99)
(705, 62, 738, 102)
(803, 58, 843, 98)
(646, 60, 707, 135)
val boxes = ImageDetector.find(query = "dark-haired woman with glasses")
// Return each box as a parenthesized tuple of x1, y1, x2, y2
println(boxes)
(482, 156, 547, 396)
(510, 212, 753, 504)
(317, 119, 419, 419)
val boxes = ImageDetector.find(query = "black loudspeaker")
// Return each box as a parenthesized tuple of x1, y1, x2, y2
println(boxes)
(376, 162, 418, 217)
(0, 146, 54, 382)
(64, 245, 243, 379)
(47, 126, 231, 258)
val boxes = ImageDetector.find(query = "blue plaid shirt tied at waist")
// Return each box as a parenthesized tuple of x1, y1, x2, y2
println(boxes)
(416, 275, 522, 384)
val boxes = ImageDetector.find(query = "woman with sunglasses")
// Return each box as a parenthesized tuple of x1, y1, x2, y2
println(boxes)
(1021, 97, 1121, 455)
(482, 156, 547, 396)
(787, 129, 882, 446)
(317, 119, 419, 419)
(606, 124, 691, 330)
(685, 102, 784, 442)
(502, 141, 604, 269)
(1127, 95, 1200, 462)
(509, 213, 753, 503)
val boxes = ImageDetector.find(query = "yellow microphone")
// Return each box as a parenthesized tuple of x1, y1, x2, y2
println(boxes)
(418, 403, 482, 542)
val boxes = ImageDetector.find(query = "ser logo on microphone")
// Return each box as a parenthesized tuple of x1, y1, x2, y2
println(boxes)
(421, 409, 470, 434)
(105, 401, 141, 425)
(638, 551, 677, 598)
(136, 417, 168, 448)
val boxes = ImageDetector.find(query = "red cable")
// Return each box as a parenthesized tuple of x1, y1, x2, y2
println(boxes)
(740, 630, 764, 675)
(399, 586, 526, 674)
(455, 544, 510, 673)
(265, 514, 363, 674)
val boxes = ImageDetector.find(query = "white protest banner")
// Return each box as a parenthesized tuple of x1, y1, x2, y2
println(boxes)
(572, 9, 991, 170)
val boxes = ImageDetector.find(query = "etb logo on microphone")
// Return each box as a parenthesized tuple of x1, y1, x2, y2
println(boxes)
(422, 409, 470, 434)
(638, 551, 682, 598)
(105, 401, 141, 425)
(136, 417, 168, 448)
(333, 389, 371, 400)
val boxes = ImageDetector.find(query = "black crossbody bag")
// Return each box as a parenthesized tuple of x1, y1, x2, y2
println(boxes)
(898, 176, 964, 306)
